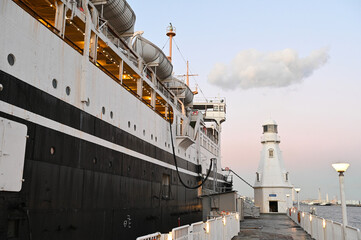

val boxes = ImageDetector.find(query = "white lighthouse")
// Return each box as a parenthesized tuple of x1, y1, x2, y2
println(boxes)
(254, 120, 293, 213)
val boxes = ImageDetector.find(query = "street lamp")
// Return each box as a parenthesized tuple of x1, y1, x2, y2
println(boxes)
(332, 163, 349, 231)
(295, 188, 301, 211)
(286, 194, 290, 209)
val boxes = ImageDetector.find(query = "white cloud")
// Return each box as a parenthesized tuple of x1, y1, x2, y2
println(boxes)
(208, 48, 329, 90)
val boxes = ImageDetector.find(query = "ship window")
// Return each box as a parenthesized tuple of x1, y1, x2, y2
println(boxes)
(86, 98, 90, 107)
(285, 172, 289, 181)
(256, 172, 260, 182)
(219, 105, 224, 111)
(110, 111, 113, 119)
(269, 149, 274, 158)
(108, 161, 113, 168)
(93, 157, 97, 164)
(134, 124, 136, 131)
(128, 121, 131, 128)
(143, 130, 145, 136)
(7, 54, 15, 66)
(162, 174, 170, 199)
(151, 134, 153, 140)
(214, 105, 218, 111)
(155, 137, 157, 142)
(52, 79, 57, 89)
(65, 86, 71, 96)
(263, 126, 268, 133)
(50, 147, 55, 155)
(102, 107, 105, 114)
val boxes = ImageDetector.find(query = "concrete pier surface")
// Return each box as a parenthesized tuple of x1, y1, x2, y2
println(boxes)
(233, 214, 312, 240)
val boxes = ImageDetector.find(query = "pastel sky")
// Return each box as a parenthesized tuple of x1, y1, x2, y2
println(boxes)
(130, 0, 361, 200)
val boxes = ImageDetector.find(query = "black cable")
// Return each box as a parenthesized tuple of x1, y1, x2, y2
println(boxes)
(168, 116, 214, 189)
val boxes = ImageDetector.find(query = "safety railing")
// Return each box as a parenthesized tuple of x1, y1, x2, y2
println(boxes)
(137, 212, 240, 240)
(287, 207, 361, 240)
(136, 232, 162, 240)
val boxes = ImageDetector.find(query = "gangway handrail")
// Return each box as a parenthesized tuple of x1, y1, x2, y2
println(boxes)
(223, 168, 254, 189)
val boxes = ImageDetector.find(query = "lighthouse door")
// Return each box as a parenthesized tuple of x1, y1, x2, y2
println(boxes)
(269, 201, 278, 212)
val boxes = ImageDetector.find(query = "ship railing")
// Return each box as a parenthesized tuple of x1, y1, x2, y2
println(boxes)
(288, 207, 361, 240)
(137, 212, 240, 240)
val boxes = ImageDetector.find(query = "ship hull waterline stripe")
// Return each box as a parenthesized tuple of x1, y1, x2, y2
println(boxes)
(0, 100, 224, 182)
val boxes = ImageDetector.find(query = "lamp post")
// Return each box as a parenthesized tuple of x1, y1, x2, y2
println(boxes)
(286, 194, 290, 209)
(295, 188, 301, 211)
(332, 162, 349, 239)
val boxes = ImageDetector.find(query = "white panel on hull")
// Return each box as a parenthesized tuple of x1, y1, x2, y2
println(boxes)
(0, 117, 28, 192)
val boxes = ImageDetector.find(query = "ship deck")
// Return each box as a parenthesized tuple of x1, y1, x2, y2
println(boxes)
(233, 214, 312, 240)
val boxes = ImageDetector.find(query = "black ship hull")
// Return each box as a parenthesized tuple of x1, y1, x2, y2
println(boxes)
(0, 70, 228, 239)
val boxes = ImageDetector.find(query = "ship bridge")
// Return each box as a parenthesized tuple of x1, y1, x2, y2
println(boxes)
(193, 98, 226, 125)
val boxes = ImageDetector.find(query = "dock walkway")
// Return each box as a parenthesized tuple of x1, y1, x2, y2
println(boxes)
(233, 214, 313, 240)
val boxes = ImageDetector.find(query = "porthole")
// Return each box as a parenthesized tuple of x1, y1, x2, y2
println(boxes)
(65, 86, 71, 96)
(110, 111, 113, 119)
(143, 130, 145, 136)
(7, 54, 15, 66)
(50, 147, 55, 155)
(134, 124, 136, 131)
(52, 79, 58, 89)
(93, 157, 97, 164)
(102, 107, 105, 114)
(128, 121, 131, 128)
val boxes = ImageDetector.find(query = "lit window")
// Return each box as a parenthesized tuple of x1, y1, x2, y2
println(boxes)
(269, 149, 274, 158)
(162, 174, 170, 199)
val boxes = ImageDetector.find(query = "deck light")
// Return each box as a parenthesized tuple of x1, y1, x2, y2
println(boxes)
(167, 232, 172, 240)
(302, 212, 305, 217)
(322, 219, 326, 228)
(222, 216, 226, 225)
(310, 215, 312, 221)
(205, 222, 210, 233)
(236, 213, 239, 220)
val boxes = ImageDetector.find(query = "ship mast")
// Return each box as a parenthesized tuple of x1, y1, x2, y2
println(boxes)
(166, 23, 176, 62)
(167, 23, 198, 94)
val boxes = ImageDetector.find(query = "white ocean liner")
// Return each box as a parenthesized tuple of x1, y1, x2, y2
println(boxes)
(0, 0, 232, 239)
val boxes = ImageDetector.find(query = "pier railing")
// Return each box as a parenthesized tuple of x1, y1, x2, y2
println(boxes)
(136, 212, 240, 240)
(287, 207, 361, 240)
